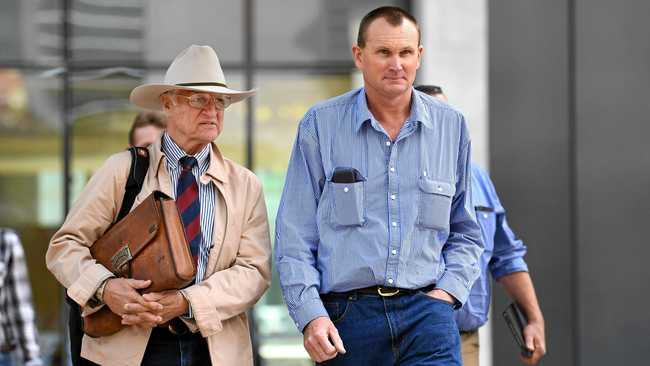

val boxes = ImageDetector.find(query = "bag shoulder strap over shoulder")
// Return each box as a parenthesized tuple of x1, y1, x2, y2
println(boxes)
(116, 146, 150, 222)
(66, 147, 149, 365)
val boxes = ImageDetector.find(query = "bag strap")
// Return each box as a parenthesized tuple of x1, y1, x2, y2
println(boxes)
(64, 147, 149, 307)
(116, 147, 150, 222)
(66, 147, 150, 359)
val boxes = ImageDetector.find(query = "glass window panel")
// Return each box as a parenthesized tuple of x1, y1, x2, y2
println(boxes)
(214, 72, 246, 165)
(0, 68, 63, 364)
(67, 0, 243, 65)
(0, 0, 62, 65)
(253, 72, 352, 176)
(68, 0, 145, 64)
(71, 71, 143, 172)
(0, 1, 23, 62)
(256, 0, 407, 63)
(252, 72, 353, 365)
(144, 0, 243, 65)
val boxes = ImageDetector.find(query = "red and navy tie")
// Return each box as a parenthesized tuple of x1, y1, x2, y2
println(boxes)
(176, 156, 201, 267)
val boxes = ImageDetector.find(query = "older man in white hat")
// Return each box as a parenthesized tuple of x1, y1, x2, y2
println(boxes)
(46, 45, 272, 366)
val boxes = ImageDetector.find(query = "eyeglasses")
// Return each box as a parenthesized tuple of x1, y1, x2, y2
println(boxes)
(174, 93, 231, 110)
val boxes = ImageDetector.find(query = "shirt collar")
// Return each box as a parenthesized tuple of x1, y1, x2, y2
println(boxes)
(410, 88, 432, 129)
(161, 132, 210, 175)
(354, 87, 432, 132)
(354, 89, 373, 132)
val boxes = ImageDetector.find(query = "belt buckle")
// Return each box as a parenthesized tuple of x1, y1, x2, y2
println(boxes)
(377, 287, 400, 297)
(167, 320, 188, 335)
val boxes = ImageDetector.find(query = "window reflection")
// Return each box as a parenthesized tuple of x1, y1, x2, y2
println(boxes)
(252, 73, 352, 365)
(144, 0, 243, 65)
(2, 0, 409, 364)
(256, 0, 407, 63)
(0, 68, 62, 365)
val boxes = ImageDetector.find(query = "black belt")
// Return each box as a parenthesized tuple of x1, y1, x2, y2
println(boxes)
(158, 317, 190, 335)
(460, 329, 477, 335)
(323, 283, 437, 298)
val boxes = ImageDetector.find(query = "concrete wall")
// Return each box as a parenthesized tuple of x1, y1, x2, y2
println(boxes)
(414, 1, 491, 365)
(575, 1, 650, 364)
(414, 0, 488, 170)
(490, 1, 650, 365)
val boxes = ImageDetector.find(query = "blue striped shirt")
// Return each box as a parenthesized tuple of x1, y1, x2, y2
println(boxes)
(275, 88, 484, 331)
(161, 132, 215, 284)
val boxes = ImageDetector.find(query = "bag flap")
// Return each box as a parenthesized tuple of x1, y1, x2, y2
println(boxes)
(91, 192, 163, 275)
(123, 196, 163, 260)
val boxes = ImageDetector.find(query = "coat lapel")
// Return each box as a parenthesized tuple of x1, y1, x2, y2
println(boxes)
(203, 143, 230, 274)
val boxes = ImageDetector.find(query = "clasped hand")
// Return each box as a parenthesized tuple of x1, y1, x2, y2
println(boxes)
(102, 278, 189, 328)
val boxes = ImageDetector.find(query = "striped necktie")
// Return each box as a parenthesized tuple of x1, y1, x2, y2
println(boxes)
(176, 156, 201, 267)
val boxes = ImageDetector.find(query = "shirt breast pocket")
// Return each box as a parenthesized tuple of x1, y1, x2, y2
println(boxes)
(417, 178, 455, 231)
(329, 181, 366, 227)
(475, 206, 496, 251)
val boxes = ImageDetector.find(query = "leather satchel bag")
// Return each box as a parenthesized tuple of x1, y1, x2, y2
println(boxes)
(83, 191, 196, 337)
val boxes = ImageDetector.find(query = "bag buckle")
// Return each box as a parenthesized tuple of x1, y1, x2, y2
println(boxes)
(111, 244, 132, 277)
(377, 287, 400, 297)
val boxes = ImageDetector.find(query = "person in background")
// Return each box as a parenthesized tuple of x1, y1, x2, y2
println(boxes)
(128, 111, 167, 147)
(416, 84, 547, 365)
(276, 7, 483, 365)
(0, 228, 43, 366)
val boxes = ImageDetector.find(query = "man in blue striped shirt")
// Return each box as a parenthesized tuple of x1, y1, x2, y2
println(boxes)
(275, 7, 483, 365)
(416, 85, 546, 365)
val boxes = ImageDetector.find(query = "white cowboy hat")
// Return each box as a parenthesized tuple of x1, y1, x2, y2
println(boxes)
(130, 45, 256, 110)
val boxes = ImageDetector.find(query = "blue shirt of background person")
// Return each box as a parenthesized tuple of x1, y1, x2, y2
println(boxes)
(454, 163, 529, 331)
(414, 83, 547, 365)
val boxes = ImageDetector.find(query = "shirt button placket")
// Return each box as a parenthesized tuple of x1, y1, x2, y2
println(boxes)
(386, 140, 399, 286)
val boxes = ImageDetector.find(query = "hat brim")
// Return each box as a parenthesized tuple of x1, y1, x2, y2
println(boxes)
(130, 83, 257, 110)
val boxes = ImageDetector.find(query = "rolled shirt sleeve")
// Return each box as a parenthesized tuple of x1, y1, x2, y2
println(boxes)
(489, 210, 529, 279)
(473, 164, 529, 279)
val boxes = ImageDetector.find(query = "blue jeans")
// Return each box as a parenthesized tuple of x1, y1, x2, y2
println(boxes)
(318, 290, 461, 366)
(141, 327, 210, 366)
(0, 352, 12, 366)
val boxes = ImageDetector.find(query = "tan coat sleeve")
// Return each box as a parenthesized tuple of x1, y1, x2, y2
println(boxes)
(183, 177, 272, 337)
(46, 152, 130, 307)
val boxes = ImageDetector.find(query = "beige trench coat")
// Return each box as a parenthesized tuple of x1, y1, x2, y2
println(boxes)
(46, 139, 272, 365)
